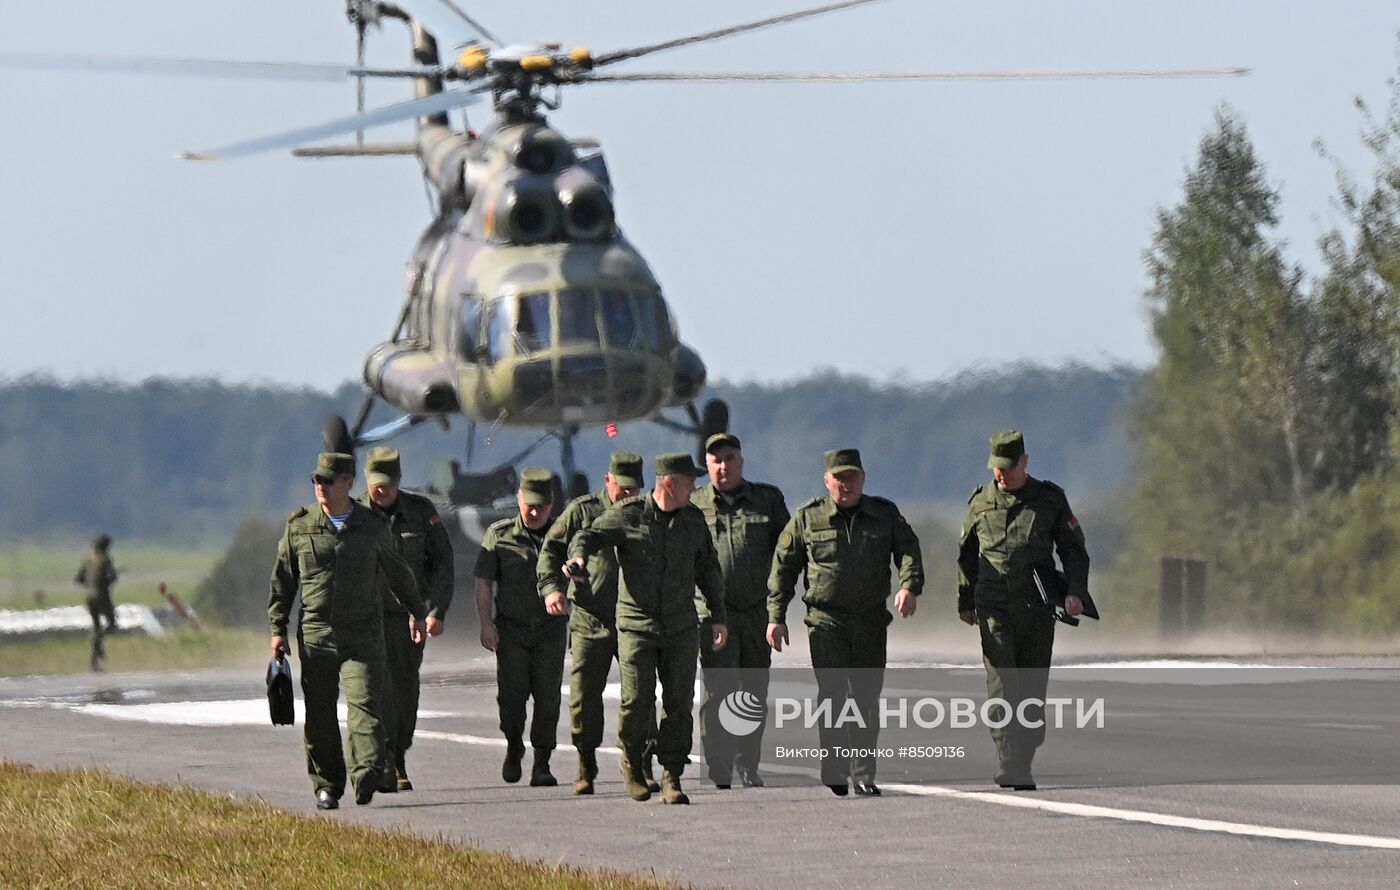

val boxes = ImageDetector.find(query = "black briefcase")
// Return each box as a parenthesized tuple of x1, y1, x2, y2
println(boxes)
(266, 653, 296, 726)
(1032, 566, 1100, 627)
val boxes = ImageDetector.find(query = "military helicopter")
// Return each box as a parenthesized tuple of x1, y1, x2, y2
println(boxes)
(0, 0, 1245, 496)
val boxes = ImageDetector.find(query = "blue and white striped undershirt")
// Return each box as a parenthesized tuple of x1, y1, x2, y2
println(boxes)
(327, 509, 353, 530)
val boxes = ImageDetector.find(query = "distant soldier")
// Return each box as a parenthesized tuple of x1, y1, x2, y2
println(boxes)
(537, 451, 655, 796)
(475, 468, 568, 787)
(958, 430, 1089, 790)
(359, 447, 454, 793)
(768, 448, 923, 797)
(75, 533, 118, 672)
(269, 452, 427, 811)
(691, 433, 789, 789)
(562, 453, 728, 805)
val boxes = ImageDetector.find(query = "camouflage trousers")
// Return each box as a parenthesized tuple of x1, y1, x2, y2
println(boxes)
(617, 624, 699, 773)
(496, 619, 568, 753)
(977, 601, 1056, 780)
(698, 608, 771, 783)
(298, 629, 387, 799)
(378, 610, 426, 772)
(808, 615, 887, 785)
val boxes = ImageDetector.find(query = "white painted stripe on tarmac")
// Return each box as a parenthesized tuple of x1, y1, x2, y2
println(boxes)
(416, 730, 1400, 851)
(881, 783, 1400, 850)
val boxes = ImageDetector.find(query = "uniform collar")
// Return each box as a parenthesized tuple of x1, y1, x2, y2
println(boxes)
(821, 494, 867, 517)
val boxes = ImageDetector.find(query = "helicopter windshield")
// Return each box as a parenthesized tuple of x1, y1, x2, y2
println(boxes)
(557, 288, 600, 345)
(460, 297, 483, 358)
(600, 289, 637, 350)
(635, 290, 672, 353)
(516, 292, 553, 355)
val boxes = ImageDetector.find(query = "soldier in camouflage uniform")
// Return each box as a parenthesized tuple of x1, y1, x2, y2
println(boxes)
(75, 533, 119, 672)
(537, 451, 656, 796)
(958, 430, 1089, 790)
(359, 447, 454, 793)
(475, 468, 568, 787)
(269, 452, 426, 811)
(768, 448, 923, 797)
(562, 453, 728, 805)
(691, 433, 789, 789)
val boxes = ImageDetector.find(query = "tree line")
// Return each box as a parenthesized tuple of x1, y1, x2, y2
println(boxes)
(1115, 52, 1400, 633)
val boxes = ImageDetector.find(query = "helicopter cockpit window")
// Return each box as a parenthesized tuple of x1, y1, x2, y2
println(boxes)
(601, 289, 638, 350)
(635, 290, 671, 353)
(460, 297, 483, 359)
(516, 292, 553, 354)
(487, 299, 512, 362)
(557, 288, 600, 345)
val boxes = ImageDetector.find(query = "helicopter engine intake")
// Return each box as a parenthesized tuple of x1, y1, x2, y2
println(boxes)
(491, 177, 562, 244)
(364, 342, 460, 415)
(555, 168, 614, 241)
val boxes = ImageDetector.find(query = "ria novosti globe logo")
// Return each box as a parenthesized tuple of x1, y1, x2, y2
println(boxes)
(717, 691, 766, 736)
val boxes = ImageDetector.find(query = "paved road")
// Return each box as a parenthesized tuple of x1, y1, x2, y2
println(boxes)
(2, 648, 1399, 889)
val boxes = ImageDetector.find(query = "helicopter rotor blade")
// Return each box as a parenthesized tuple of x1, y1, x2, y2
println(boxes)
(355, 21, 367, 146)
(593, 0, 884, 67)
(181, 89, 482, 161)
(0, 50, 442, 83)
(389, 0, 504, 49)
(584, 66, 1251, 83)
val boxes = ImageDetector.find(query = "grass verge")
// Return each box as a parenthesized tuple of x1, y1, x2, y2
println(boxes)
(0, 538, 224, 609)
(0, 627, 267, 677)
(0, 761, 686, 890)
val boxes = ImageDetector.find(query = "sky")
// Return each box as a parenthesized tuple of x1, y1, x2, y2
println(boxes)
(0, 0, 1397, 390)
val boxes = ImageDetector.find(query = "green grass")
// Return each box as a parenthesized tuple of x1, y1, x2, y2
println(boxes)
(0, 538, 224, 609)
(0, 761, 686, 890)
(0, 627, 267, 677)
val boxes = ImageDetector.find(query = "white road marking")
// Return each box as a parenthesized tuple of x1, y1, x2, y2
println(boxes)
(416, 730, 1400, 851)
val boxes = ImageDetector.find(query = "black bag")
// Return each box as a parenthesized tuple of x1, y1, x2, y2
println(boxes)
(266, 652, 296, 726)
(1031, 566, 1100, 627)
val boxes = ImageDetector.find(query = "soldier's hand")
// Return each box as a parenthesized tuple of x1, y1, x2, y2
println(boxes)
(544, 591, 569, 616)
(426, 616, 445, 637)
(711, 624, 728, 650)
(480, 621, 499, 652)
(1065, 595, 1084, 617)
(409, 617, 428, 644)
(958, 610, 976, 626)
(766, 622, 789, 652)
(270, 635, 288, 656)
(895, 589, 917, 618)
(562, 558, 587, 581)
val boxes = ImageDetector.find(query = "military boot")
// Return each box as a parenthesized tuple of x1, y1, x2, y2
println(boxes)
(502, 742, 525, 784)
(619, 753, 652, 801)
(377, 763, 399, 794)
(642, 753, 662, 794)
(529, 749, 558, 787)
(572, 750, 598, 796)
(994, 737, 1035, 791)
(395, 756, 413, 792)
(659, 769, 690, 805)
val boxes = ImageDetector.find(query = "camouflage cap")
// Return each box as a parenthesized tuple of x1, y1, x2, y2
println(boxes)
(655, 452, 705, 478)
(313, 452, 356, 481)
(705, 432, 742, 453)
(987, 430, 1026, 470)
(824, 448, 863, 475)
(364, 446, 402, 485)
(519, 466, 554, 505)
(608, 451, 644, 488)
